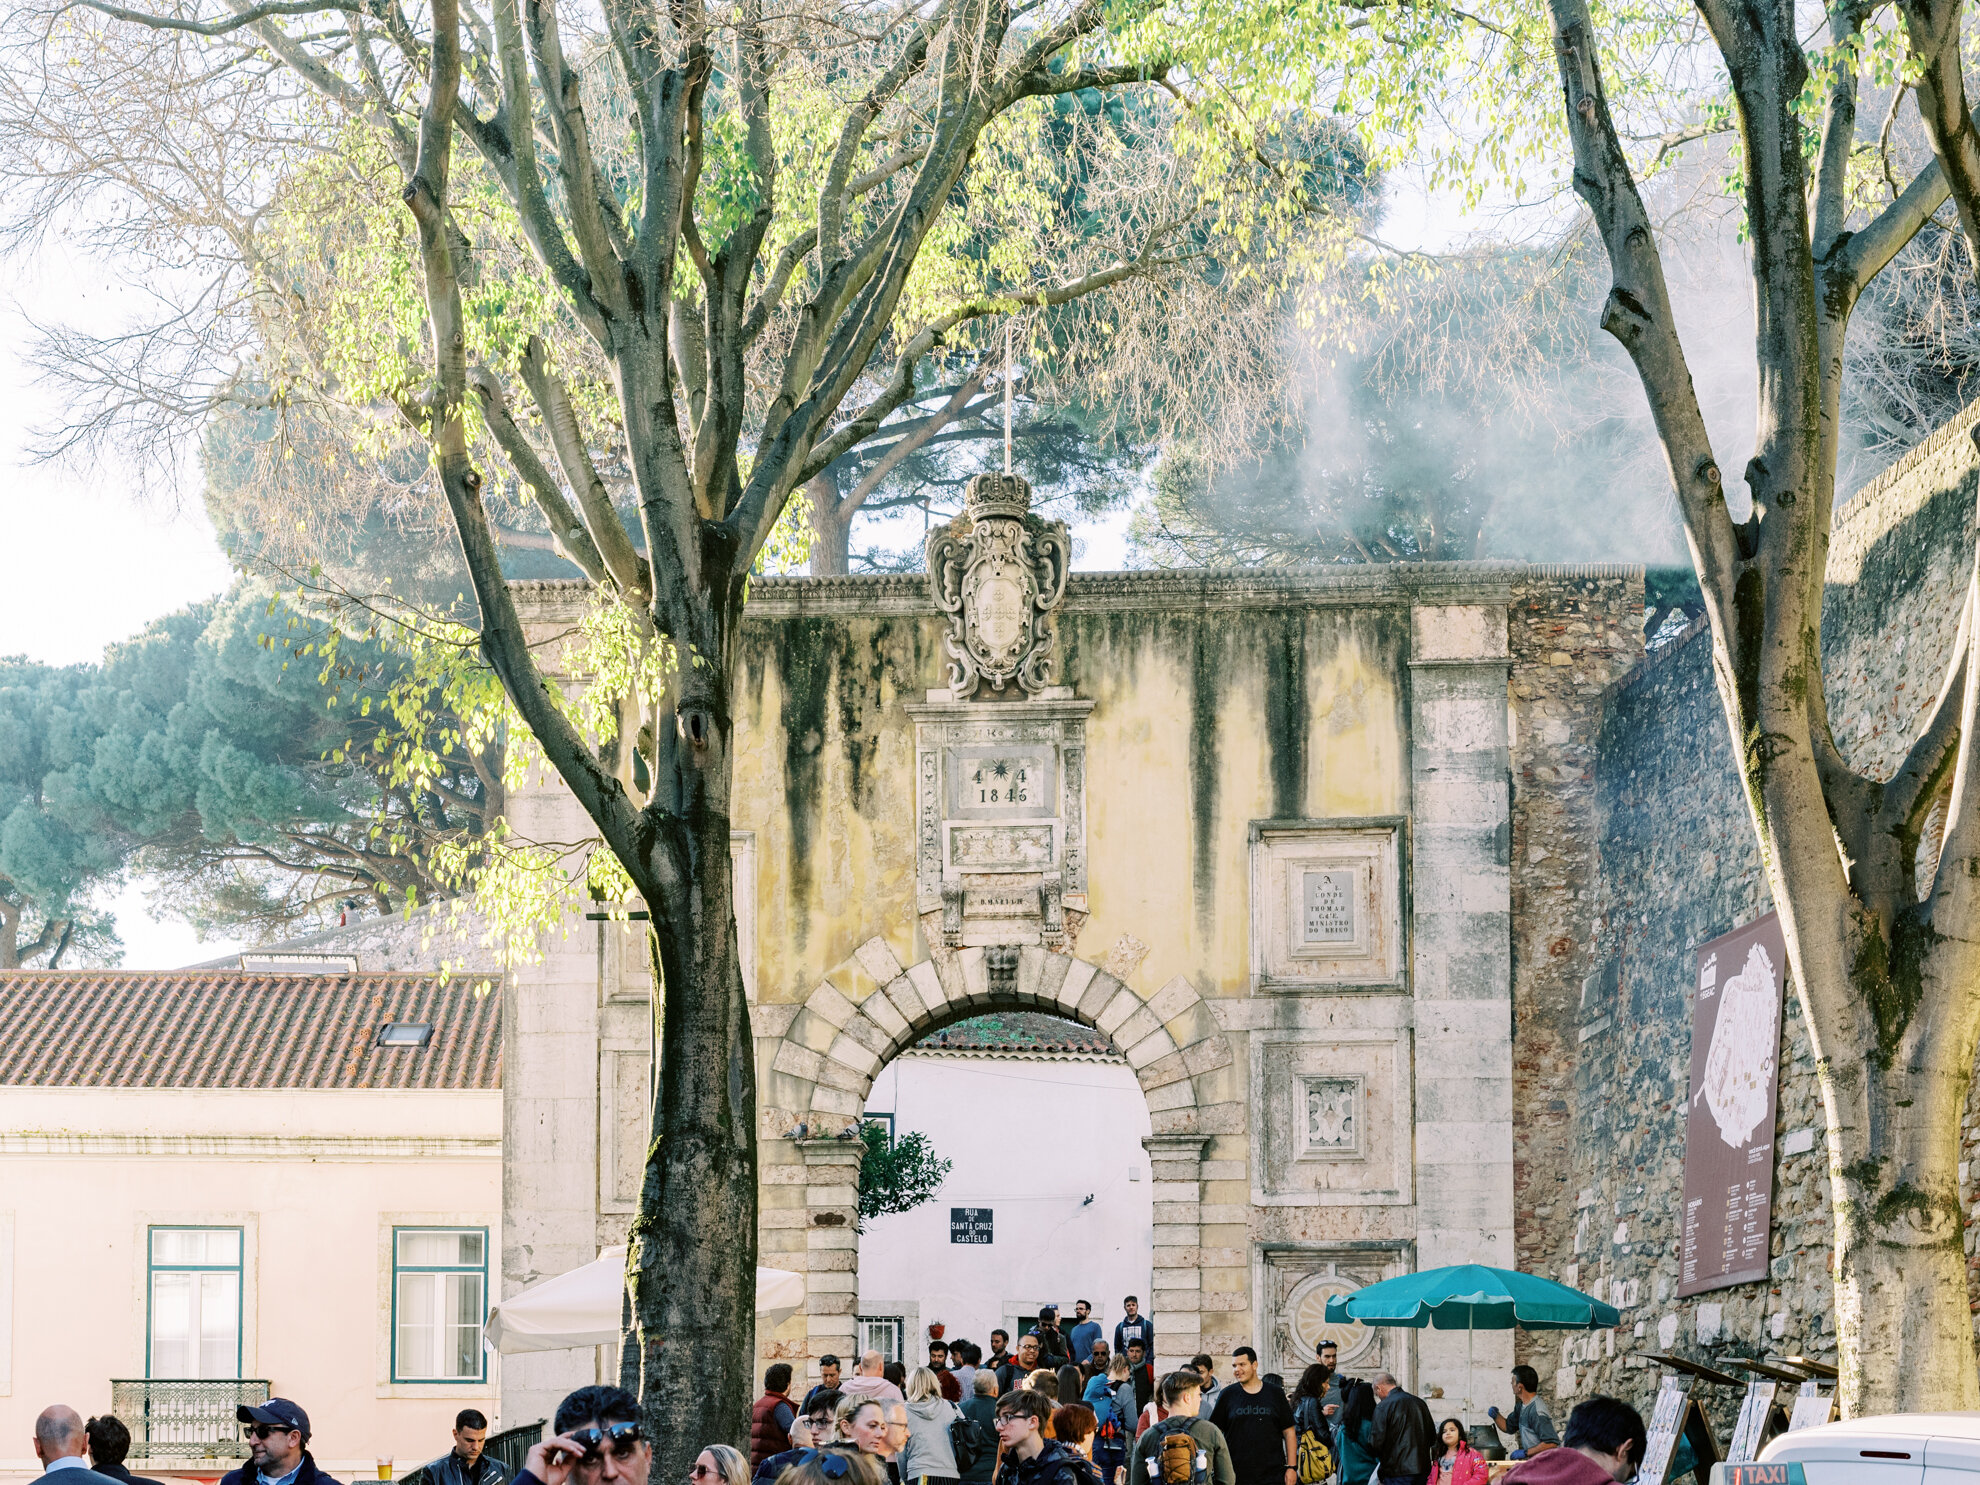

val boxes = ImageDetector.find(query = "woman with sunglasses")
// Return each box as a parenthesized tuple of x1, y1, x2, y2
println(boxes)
(689, 1446, 748, 1485)
(899, 1368, 961, 1485)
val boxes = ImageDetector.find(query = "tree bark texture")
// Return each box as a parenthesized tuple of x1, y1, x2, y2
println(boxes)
(1550, 0, 1980, 1412)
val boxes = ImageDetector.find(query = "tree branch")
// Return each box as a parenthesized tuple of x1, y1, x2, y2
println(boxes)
(469, 363, 614, 585)
(73, 0, 356, 35)
(515, 338, 651, 600)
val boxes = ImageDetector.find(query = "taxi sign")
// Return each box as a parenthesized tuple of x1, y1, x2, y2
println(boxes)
(1718, 1465, 1806, 1485)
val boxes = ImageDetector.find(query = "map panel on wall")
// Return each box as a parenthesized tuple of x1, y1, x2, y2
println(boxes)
(1678, 911, 1787, 1297)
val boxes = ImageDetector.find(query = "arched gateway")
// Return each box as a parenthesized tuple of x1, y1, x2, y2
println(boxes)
(500, 478, 1645, 1427)
(760, 933, 1228, 1372)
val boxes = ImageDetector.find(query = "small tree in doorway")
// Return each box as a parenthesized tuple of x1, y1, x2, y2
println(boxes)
(857, 1120, 953, 1231)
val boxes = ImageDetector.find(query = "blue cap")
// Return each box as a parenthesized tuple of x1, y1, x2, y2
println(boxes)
(238, 1399, 311, 1437)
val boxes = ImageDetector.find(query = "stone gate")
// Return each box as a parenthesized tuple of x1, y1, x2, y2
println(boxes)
(499, 486, 1643, 1423)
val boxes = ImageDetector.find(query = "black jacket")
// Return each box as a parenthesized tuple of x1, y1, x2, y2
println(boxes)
(1025, 1326, 1071, 1371)
(993, 1442, 1097, 1485)
(95, 1462, 165, 1485)
(222, 1452, 343, 1485)
(422, 1452, 508, 1485)
(1369, 1390, 1435, 1478)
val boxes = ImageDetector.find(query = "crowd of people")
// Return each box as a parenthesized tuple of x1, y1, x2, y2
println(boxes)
(22, 1311, 1642, 1485)
(739, 1305, 1648, 1485)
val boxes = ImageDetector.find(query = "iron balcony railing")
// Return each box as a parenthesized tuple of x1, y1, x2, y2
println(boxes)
(110, 1379, 272, 1462)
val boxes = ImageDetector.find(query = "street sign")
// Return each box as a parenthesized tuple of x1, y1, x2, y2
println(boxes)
(950, 1207, 993, 1244)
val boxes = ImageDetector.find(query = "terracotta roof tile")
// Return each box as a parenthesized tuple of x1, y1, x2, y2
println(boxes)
(917, 1011, 1116, 1057)
(0, 971, 501, 1089)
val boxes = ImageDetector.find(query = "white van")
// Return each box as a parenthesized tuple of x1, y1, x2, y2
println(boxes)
(1707, 1413, 1980, 1482)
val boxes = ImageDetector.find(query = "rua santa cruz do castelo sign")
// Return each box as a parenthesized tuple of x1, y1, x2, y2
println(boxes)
(1679, 911, 1788, 1297)
(950, 1207, 993, 1244)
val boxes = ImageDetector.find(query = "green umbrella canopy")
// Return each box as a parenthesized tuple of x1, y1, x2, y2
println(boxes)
(1322, 1263, 1621, 1331)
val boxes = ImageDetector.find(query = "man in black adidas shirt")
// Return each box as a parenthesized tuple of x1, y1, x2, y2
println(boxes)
(1206, 1350, 1293, 1485)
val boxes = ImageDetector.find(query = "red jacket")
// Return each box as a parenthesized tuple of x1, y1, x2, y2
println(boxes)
(1503, 1450, 1615, 1485)
(750, 1394, 794, 1468)
(1435, 1443, 1491, 1485)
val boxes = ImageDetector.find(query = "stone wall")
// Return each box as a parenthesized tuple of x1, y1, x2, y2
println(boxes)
(1504, 572, 1645, 1383)
(1551, 405, 1980, 1419)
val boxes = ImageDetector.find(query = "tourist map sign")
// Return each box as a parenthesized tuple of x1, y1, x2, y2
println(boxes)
(950, 1207, 994, 1244)
(1680, 912, 1787, 1297)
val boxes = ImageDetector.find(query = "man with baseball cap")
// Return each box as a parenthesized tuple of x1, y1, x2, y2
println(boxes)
(225, 1401, 339, 1485)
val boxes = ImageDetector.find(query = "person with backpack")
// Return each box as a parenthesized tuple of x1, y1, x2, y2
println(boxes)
(959, 1373, 999, 1485)
(1125, 1372, 1235, 1485)
(900, 1369, 962, 1485)
(1287, 1368, 1336, 1485)
(992, 1390, 1098, 1485)
(1084, 1358, 1131, 1485)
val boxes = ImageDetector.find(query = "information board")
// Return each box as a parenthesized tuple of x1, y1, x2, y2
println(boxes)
(950, 1207, 993, 1244)
(1680, 912, 1788, 1297)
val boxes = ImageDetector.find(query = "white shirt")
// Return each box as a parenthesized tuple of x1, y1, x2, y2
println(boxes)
(263, 1460, 305, 1485)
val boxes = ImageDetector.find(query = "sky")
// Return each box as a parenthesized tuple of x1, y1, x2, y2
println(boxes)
(0, 176, 1481, 968)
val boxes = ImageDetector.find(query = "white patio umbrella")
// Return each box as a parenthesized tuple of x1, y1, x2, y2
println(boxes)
(485, 1246, 807, 1353)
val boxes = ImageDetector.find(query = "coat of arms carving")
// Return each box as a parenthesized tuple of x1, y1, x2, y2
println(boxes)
(925, 472, 1071, 698)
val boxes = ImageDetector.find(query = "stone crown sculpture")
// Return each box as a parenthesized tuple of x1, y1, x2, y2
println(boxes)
(925, 471, 1072, 698)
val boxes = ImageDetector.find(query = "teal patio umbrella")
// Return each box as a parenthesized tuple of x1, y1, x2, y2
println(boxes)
(1324, 1264, 1621, 1427)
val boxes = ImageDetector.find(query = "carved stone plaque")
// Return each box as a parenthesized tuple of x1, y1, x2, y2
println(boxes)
(1250, 819, 1405, 991)
(909, 701, 1091, 948)
(1256, 1246, 1413, 1382)
(1301, 1077, 1362, 1158)
(925, 473, 1071, 699)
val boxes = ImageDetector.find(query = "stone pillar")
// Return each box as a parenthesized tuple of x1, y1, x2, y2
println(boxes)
(1408, 603, 1516, 1411)
(501, 789, 605, 1425)
(1144, 1133, 1210, 1372)
(797, 1137, 864, 1380)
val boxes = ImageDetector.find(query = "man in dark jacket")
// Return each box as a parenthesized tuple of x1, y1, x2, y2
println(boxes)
(225, 1400, 341, 1485)
(1111, 1299, 1153, 1363)
(85, 1415, 164, 1485)
(1026, 1308, 1071, 1371)
(1367, 1375, 1434, 1485)
(753, 1390, 842, 1485)
(423, 1410, 508, 1485)
(991, 1391, 1093, 1485)
(958, 1374, 999, 1485)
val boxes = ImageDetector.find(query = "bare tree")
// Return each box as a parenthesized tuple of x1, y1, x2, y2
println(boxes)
(1548, 0, 1980, 1412)
(4, 0, 1341, 1463)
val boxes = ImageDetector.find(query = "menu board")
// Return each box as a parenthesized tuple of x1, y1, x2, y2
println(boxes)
(1725, 1380, 1778, 1463)
(1679, 913, 1787, 1297)
(1639, 1375, 1692, 1483)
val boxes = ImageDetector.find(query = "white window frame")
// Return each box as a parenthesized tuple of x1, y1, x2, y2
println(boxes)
(389, 1226, 489, 1385)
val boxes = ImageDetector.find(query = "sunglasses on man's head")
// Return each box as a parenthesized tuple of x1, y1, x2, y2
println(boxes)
(792, 1451, 851, 1480)
(568, 1423, 644, 1461)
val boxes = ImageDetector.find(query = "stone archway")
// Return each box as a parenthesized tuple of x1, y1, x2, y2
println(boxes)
(756, 933, 1233, 1375)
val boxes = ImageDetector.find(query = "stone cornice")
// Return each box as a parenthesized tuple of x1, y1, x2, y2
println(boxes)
(509, 561, 1646, 623)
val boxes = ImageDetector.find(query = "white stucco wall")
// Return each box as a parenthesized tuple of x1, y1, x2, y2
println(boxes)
(855, 1053, 1152, 1363)
(0, 1087, 502, 1484)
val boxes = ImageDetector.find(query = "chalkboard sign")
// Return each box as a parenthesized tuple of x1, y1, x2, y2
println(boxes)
(950, 1207, 993, 1244)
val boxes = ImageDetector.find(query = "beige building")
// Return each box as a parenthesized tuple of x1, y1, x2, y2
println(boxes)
(496, 475, 1645, 1426)
(0, 969, 501, 1484)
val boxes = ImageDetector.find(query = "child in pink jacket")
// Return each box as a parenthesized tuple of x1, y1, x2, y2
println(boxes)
(1431, 1419, 1491, 1485)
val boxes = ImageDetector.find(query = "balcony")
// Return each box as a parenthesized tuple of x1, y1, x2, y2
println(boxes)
(110, 1379, 272, 1462)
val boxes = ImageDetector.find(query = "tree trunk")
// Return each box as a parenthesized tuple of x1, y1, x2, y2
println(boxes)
(1826, 1034, 1978, 1413)
(808, 478, 853, 575)
(626, 595, 760, 1475)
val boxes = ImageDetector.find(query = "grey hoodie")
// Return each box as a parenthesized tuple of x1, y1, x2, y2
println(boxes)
(901, 1396, 961, 1482)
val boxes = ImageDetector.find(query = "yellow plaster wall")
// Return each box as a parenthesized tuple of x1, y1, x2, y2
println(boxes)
(731, 601, 1410, 1011)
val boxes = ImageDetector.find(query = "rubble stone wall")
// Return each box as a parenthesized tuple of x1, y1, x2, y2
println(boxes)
(1550, 406, 1980, 1421)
